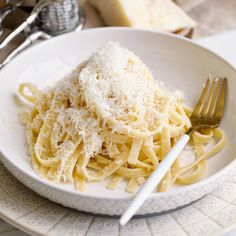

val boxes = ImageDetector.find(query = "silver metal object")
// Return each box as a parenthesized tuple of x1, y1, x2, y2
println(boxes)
(0, 0, 54, 50)
(0, 0, 65, 49)
(0, 29, 51, 70)
(0, 0, 85, 49)
(0, 0, 85, 69)
(40, 0, 82, 35)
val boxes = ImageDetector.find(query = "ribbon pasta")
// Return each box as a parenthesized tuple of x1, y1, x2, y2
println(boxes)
(18, 42, 225, 193)
(18, 81, 225, 193)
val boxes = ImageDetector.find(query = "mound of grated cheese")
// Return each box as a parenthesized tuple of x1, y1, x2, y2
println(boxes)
(79, 42, 155, 118)
(36, 42, 183, 158)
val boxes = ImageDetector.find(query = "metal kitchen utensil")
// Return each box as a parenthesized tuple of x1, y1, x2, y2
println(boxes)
(0, 0, 84, 50)
(0, 0, 85, 69)
(0, 28, 51, 69)
(39, 0, 83, 35)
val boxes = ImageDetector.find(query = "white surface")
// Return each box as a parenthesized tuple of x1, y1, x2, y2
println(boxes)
(199, 29, 236, 236)
(120, 134, 190, 225)
(1, 29, 236, 236)
(0, 28, 236, 216)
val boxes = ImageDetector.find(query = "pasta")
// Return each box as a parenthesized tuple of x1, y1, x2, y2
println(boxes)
(18, 42, 225, 193)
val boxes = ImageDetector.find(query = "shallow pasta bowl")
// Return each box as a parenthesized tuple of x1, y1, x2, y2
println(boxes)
(0, 28, 235, 216)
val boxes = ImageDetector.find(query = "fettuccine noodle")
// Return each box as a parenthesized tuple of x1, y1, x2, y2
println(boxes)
(18, 42, 225, 193)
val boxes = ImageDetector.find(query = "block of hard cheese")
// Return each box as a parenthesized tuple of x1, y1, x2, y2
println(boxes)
(148, 0, 196, 32)
(89, 0, 150, 28)
(89, 0, 196, 32)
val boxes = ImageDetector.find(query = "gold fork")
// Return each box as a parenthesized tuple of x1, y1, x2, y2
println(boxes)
(120, 77, 227, 226)
(187, 77, 226, 135)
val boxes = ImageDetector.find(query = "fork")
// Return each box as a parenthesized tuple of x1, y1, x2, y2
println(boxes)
(120, 77, 227, 226)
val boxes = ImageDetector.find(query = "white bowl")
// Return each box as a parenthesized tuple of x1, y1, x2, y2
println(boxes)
(0, 28, 235, 215)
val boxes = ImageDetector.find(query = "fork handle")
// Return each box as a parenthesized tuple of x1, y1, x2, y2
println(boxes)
(119, 134, 190, 226)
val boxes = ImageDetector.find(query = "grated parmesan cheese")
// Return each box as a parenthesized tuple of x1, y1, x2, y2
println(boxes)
(32, 42, 183, 159)
(19, 42, 225, 191)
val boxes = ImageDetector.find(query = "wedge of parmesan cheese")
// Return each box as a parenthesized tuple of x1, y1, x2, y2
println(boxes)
(89, 0, 150, 28)
(148, 0, 196, 32)
(89, 0, 196, 32)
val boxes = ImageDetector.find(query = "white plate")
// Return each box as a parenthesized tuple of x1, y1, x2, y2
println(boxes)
(1, 159, 236, 236)
(0, 28, 236, 215)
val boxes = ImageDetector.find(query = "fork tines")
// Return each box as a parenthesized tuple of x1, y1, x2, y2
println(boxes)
(191, 77, 227, 123)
